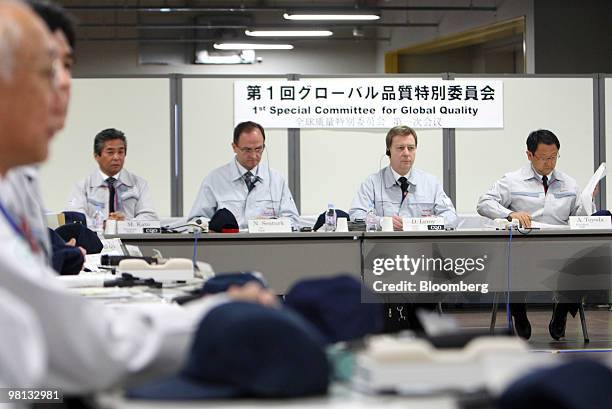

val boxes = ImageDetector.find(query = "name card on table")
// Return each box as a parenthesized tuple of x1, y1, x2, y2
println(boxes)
(117, 220, 162, 234)
(402, 217, 445, 231)
(248, 218, 292, 233)
(569, 216, 612, 230)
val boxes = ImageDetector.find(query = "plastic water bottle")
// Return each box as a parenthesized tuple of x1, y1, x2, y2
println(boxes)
(93, 205, 104, 234)
(324, 203, 337, 232)
(366, 208, 378, 232)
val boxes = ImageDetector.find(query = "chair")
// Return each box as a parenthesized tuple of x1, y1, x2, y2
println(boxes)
(489, 293, 589, 342)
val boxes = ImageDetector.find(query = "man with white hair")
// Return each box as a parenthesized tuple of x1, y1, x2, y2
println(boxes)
(0, 0, 276, 393)
(0, 0, 81, 271)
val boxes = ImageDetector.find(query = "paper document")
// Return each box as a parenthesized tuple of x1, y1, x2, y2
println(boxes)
(580, 162, 606, 213)
(84, 254, 102, 272)
(100, 237, 125, 255)
(530, 221, 566, 230)
(55, 272, 115, 288)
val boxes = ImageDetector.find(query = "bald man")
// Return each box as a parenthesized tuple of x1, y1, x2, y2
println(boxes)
(0, 1, 277, 392)
(1, 0, 78, 270)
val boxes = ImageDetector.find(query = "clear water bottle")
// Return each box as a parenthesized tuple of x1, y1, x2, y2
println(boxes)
(324, 203, 337, 232)
(366, 208, 378, 232)
(93, 205, 104, 234)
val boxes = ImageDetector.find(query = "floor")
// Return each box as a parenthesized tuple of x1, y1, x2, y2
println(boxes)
(447, 305, 612, 350)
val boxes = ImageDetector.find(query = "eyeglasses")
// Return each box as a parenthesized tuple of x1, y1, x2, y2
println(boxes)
(533, 153, 560, 162)
(236, 144, 265, 154)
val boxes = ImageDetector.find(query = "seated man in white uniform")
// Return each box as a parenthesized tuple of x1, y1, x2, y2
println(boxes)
(66, 128, 158, 226)
(0, 2, 278, 394)
(350, 125, 458, 230)
(477, 129, 595, 340)
(188, 121, 299, 230)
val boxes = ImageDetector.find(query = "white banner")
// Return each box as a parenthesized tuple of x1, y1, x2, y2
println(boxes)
(234, 78, 503, 129)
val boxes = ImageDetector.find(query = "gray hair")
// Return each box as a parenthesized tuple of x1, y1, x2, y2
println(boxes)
(0, 1, 25, 82)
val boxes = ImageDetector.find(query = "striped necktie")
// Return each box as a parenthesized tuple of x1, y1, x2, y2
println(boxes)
(244, 171, 256, 192)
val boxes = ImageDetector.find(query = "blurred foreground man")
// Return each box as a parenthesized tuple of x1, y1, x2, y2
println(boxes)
(0, 0, 274, 393)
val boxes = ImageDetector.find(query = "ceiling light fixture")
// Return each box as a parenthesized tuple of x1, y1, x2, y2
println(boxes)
(283, 12, 380, 21)
(245, 29, 333, 37)
(213, 43, 294, 50)
(195, 50, 260, 65)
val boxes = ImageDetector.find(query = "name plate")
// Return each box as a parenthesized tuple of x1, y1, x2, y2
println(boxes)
(248, 218, 292, 233)
(402, 217, 445, 231)
(569, 216, 611, 230)
(117, 220, 162, 234)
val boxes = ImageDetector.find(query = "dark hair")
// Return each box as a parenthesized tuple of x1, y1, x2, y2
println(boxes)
(27, 0, 76, 49)
(385, 125, 418, 150)
(526, 129, 560, 154)
(94, 128, 127, 156)
(233, 121, 266, 145)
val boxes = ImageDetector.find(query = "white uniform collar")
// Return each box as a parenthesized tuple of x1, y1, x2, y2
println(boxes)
(99, 169, 121, 181)
(530, 165, 553, 181)
(390, 167, 412, 183)
(233, 158, 261, 180)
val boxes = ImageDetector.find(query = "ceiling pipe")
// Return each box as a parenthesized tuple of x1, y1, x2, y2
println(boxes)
(64, 5, 497, 12)
(76, 36, 391, 43)
(76, 22, 439, 29)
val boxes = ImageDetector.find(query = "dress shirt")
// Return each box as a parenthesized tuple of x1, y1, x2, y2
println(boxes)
(66, 168, 158, 226)
(0, 189, 227, 392)
(1, 166, 51, 265)
(477, 164, 595, 225)
(349, 166, 458, 227)
(0, 288, 46, 389)
(188, 158, 300, 229)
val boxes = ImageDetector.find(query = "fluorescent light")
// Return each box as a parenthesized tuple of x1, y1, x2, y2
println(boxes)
(283, 12, 380, 21)
(195, 50, 258, 65)
(159, 7, 171, 12)
(245, 30, 333, 37)
(214, 43, 294, 50)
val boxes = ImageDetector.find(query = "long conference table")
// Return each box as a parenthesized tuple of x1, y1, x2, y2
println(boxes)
(110, 229, 612, 298)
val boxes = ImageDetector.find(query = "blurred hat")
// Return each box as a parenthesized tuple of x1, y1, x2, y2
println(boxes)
(200, 272, 267, 295)
(127, 302, 330, 400)
(284, 275, 384, 344)
(209, 208, 239, 233)
(499, 360, 612, 409)
(62, 211, 87, 225)
(55, 223, 102, 254)
(49, 228, 84, 275)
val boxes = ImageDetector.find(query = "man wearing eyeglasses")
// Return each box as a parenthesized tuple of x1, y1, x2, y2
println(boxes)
(188, 121, 299, 229)
(350, 125, 458, 231)
(477, 129, 595, 340)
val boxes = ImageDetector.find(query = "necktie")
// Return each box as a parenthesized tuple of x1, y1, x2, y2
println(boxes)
(398, 176, 409, 203)
(106, 177, 116, 213)
(542, 175, 548, 194)
(244, 171, 256, 192)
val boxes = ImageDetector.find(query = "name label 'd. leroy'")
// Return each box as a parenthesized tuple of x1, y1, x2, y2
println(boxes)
(248, 218, 292, 233)
(569, 216, 612, 230)
(117, 220, 162, 234)
(402, 217, 445, 231)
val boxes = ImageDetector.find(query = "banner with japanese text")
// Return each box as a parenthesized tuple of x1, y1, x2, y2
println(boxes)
(234, 79, 503, 129)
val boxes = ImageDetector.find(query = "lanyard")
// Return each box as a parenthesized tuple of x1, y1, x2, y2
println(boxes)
(0, 200, 40, 254)
(0, 201, 24, 238)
